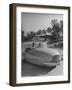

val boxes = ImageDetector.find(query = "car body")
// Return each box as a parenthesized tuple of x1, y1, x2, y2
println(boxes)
(22, 42, 61, 67)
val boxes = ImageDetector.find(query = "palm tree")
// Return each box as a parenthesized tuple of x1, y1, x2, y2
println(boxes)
(51, 19, 58, 27)
(51, 19, 61, 41)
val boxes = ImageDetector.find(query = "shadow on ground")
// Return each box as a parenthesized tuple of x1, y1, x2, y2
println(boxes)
(21, 60, 56, 77)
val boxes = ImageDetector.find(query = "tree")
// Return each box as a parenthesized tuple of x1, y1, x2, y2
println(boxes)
(51, 19, 58, 27)
(21, 31, 24, 43)
(25, 31, 35, 41)
(36, 29, 42, 35)
(29, 31, 35, 39)
(59, 20, 63, 41)
(47, 27, 52, 33)
(42, 29, 46, 34)
(51, 19, 63, 42)
(60, 20, 63, 34)
(29, 31, 34, 36)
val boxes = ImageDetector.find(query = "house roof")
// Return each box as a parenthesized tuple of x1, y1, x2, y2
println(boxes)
(35, 32, 52, 37)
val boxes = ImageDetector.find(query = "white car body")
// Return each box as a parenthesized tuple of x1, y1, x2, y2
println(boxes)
(22, 42, 61, 67)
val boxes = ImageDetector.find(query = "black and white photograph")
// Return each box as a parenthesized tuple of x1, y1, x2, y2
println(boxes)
(21, 13, 63, 77)
(9, 3, 70, 86)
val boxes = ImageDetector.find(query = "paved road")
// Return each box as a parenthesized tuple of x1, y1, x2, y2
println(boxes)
(21, 60, 56, 77)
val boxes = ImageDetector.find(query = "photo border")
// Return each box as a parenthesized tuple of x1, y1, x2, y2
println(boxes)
(9, 3, 70, 86)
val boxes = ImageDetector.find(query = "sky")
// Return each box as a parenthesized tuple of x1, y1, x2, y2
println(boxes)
(21, 12, 63, 34)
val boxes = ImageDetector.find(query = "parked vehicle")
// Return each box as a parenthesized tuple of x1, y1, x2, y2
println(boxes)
(22, 42, 61, 67)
